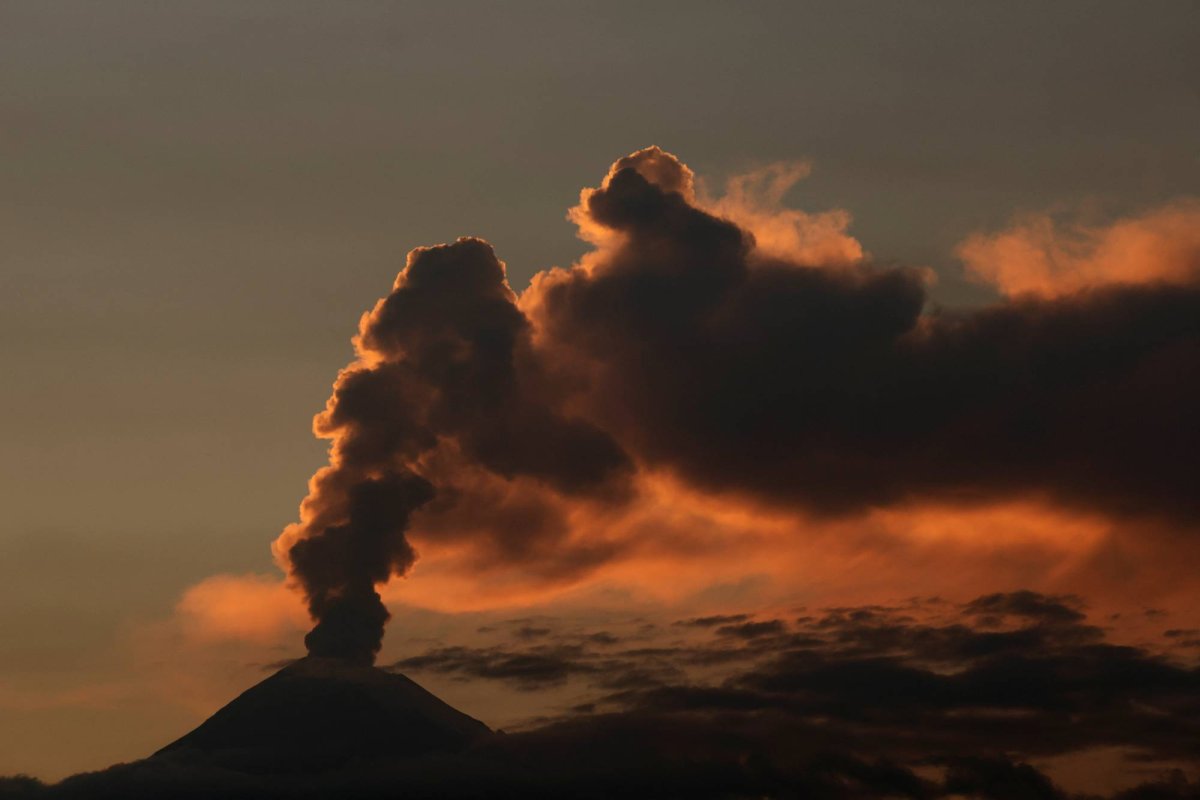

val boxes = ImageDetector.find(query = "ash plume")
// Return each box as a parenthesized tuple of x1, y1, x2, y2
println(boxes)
(525, 147, 1200, 522)
(274, 238, 630, 664)
(275, 147, 1200, 662)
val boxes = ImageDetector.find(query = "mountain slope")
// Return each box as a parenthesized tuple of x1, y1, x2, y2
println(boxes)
(155, 656, 491, 773)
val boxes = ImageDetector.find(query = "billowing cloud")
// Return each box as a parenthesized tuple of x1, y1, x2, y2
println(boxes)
(263, 146, 1199, 666)
(272, 238, 630, 664)
(526, 147, 1200, 524)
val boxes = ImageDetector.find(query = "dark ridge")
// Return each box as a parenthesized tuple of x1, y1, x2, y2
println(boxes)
(154, 656, 491, 774)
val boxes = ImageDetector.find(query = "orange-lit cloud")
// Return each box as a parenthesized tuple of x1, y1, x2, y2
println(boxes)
(172, 476, 1200, 666)
(958, 199, 1200, 297)
(176, 573, 307, 645)
(698, 161, 865, 266)
(386, 471, 1125, 618)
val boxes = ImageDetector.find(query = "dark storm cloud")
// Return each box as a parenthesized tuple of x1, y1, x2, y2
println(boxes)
(527, 147, 1200, 523)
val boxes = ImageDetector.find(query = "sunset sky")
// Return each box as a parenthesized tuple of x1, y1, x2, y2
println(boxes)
(3, 3, 1199, 796)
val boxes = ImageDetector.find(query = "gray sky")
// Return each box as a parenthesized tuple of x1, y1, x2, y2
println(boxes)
(1, 0, 1197, 780)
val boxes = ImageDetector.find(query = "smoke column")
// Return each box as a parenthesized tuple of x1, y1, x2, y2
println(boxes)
(273, 238, 629, 664)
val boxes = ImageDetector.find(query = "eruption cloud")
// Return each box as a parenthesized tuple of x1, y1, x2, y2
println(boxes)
(275, 147, 1200, 662)
(273, 239, 630, 663)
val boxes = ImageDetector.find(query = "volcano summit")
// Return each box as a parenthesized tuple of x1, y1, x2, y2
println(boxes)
(155, 657, 491, 774)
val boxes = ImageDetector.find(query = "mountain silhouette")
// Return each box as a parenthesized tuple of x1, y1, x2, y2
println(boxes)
(154, 656, 491, 773)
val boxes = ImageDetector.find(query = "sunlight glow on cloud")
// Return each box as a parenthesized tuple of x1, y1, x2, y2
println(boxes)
(176, 573, 307, 644)
(958, 200, 1200, 297)
(698, 160, 865, 266)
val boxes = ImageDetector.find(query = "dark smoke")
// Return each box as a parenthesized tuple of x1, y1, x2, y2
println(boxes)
(277, 238, 630, 664)
(527, 147, 1200, 522)
(288, 471, 433, 662)
(277, 147, 1200, 662)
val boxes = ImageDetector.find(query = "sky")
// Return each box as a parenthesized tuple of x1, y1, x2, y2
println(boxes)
(2, 2, 1199, 795)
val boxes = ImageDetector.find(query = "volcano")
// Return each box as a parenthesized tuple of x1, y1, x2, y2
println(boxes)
(154, 656, 492, 773)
